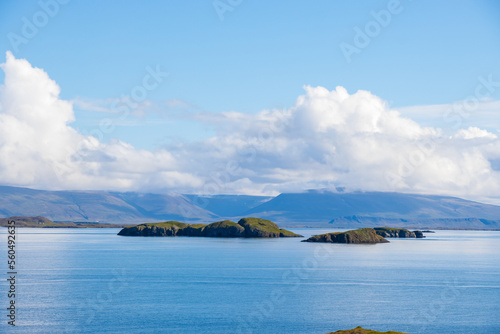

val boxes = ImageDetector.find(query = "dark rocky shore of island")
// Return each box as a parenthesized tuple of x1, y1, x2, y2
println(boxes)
(117, 217, 303, 238)
(303, 227, 425, 244)
(374, 227, 424, 238)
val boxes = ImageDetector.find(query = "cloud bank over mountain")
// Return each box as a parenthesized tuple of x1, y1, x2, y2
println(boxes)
(1, 52, 499, 203)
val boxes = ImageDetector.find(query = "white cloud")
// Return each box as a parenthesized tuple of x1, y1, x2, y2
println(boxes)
(398, 99, 500, 133)
(455, 126, 497, 139)
(1, 52, 500, 204)
(72, 96, 197, 118)
(173, 85, 500, 202)
(0, 52, 202, 192)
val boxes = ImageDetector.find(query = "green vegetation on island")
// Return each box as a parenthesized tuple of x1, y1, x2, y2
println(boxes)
(117, 217, 303, 238)
(238, 217, 300, 237)
(202, 220, 246, 237)
(303, 228, 389, 244)
(327, 326, 408, 334)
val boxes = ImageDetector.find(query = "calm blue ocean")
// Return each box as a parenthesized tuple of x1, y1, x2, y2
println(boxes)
(0, 228, 499, 334)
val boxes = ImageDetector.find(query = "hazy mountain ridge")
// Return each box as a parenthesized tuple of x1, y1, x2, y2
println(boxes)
(327, 216, 499, 229)
(245, 191, 500, 225)
(0, 186, 213, 223)
(0, 186, 499, 228)
(184, 194, 273, 217)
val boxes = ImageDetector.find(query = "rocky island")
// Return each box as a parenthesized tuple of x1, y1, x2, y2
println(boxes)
(303, 226, 427, 244)
(303, 228, 389, 244)
(117, 217, 303, 238)
(374, 227, 424, 238)
(327, 326, 407, 334)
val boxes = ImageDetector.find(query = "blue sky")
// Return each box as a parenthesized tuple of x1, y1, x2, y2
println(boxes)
(1, 0, 500, 147)
(0, 0, 500, 201)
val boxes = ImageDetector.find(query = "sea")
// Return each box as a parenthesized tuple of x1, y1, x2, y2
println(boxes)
(0, 228, 499, 334)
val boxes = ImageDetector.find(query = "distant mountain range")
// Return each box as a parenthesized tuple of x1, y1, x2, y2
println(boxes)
(244, 191, 500, 228)
(0, 186, 499, 228)
(0, 186, 214, 223)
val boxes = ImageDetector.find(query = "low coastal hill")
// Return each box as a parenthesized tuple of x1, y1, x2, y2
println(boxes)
(0, 216, 129, 228)
(0, 216, 57, 227)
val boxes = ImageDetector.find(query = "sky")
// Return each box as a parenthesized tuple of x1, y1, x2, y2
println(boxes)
(0, 0, 500, 203)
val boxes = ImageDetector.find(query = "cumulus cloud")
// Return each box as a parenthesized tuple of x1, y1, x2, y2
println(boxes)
(171, 86, 500, 202)
(1, 52, 500, 204)
(0, 52, 202, 192)
(455, 126, 497, 139)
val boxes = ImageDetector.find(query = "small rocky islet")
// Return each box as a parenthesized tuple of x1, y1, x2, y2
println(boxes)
(117, 217, 303, 238)
(326, 326, 408, 334)
(303, 227, 425, 244)
(374, 227, 424, 238)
